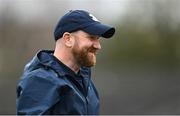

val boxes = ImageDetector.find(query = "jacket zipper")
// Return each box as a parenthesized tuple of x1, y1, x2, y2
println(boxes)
(82, 78, 89, 114)
(65, 75, 89, 114)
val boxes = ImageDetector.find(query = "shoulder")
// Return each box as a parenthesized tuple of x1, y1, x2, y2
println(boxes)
(19, 67, 66, 88)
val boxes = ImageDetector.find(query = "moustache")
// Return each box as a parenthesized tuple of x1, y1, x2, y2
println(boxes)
(88, 48, 98, 55)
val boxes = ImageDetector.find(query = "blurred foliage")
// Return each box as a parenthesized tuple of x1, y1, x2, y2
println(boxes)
(100, 0, 180, 67)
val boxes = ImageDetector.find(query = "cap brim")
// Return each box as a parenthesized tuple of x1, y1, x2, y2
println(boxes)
(82, 23, 115, 38)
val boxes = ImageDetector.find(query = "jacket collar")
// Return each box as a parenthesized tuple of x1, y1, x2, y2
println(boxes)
(36, 50, 91, 79)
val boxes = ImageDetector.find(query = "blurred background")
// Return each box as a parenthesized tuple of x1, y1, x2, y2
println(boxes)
(0, 0, 180, 114)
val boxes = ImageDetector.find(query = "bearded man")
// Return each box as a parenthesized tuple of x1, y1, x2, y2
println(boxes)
(16, 10, 115, 115)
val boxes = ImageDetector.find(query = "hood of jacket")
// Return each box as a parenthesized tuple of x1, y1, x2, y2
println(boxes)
(23, 50, 90, 79)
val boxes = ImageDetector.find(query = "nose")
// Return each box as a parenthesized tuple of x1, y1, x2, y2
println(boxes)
(93, 39, 101, 50)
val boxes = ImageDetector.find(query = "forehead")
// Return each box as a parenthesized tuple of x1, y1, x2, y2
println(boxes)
(73, 30, 87, 35)
(73, 30, 98, 37)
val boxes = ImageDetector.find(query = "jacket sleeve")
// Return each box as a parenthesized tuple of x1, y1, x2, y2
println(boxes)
(16, 74, 60, 115)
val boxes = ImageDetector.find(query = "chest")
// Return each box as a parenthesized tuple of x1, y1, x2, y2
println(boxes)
(53, 76, 99, 115)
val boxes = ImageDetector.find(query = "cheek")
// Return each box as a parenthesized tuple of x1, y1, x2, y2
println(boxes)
(73, 39, 93, 52)
(73, 40, 81, 51)
(79, 40, 92, 48)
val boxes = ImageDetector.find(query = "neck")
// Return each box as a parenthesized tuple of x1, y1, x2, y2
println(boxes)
(53, 50, 80, 74)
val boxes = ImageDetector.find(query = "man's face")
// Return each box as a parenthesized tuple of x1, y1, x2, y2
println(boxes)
(71, 30, 101, 67)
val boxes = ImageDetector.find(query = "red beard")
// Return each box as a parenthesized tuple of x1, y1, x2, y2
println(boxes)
(72, 45, 97, 67)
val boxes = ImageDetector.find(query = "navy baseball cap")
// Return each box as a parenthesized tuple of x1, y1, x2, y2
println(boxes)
(54, 10, 115, 41)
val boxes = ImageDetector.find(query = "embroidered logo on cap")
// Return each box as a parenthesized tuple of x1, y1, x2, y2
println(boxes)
(89, 13, 99, 22)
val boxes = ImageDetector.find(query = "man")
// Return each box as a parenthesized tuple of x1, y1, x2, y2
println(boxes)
(16, 10, 115, 115)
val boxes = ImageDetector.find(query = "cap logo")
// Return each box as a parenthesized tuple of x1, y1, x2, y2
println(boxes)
(89, 13, 99, 22)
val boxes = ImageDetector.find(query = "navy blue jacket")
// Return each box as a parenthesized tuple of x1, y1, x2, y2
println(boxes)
(16, 50, 99, 115)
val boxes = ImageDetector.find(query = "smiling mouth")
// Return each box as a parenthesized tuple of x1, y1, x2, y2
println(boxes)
(89, 51, 98, 55)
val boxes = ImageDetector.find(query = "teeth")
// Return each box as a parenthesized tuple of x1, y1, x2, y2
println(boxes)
(92, 52, 97, 54)
(89, 52, 97, 55)
(88, 50, 98, 55)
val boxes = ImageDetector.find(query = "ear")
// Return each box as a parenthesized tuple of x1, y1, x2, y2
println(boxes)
(62, 32, 74, 48)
